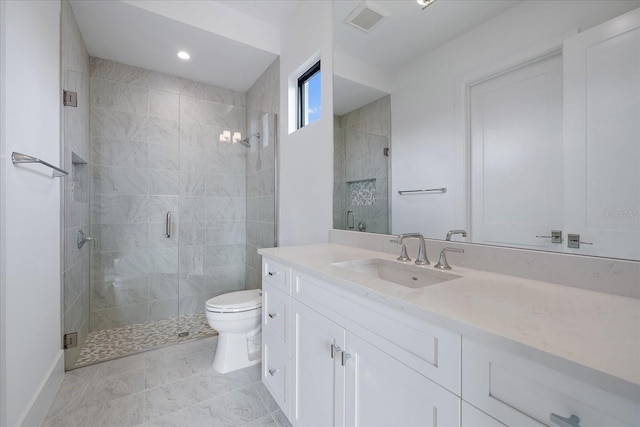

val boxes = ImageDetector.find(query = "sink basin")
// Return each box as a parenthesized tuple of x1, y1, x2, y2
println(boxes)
(332, 258, 461, 289)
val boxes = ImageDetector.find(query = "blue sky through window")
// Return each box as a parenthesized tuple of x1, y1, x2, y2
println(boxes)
(306, 70, 321, 124)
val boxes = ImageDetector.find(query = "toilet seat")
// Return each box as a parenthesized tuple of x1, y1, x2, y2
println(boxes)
(206, 289, 262, 313)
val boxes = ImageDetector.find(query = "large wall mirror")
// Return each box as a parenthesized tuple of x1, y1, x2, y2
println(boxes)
(333, 0, 640, 261)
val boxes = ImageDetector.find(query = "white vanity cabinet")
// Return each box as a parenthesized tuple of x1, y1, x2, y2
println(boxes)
(262, 257, 462, 427)
(291, 300, 461, 427)
(261, 260, 292, 414)
(261, 254, 638, 427)
(462, 338, 639, 427)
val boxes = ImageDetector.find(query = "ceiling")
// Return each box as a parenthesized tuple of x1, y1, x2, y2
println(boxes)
(70, 0, 522, 98)
(70, 0, 291, 92)
(334, 0, 522, 74)
(332, 0, 522, 114)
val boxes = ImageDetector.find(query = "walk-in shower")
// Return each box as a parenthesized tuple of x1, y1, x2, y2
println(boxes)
(61, 52, 279, 369)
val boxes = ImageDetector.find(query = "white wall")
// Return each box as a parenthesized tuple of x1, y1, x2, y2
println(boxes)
(390, 1, 640, 238)
(0, 1, 64, 426)
(278, 1, 334, 246)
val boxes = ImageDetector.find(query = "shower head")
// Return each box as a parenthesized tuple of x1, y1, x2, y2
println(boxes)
(238, 132, 260, 148)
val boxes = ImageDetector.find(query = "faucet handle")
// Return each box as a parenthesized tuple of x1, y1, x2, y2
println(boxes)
(434, 247, 464, 270)
(415, 244, 430, 265)
(397, 244, 411, 262)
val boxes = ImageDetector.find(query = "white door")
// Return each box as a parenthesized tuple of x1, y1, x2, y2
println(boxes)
(470, 53, 564, 250)
(563, 8, 640, 260)
(292, 301, 346, 427)
(344, 332, 460, 427)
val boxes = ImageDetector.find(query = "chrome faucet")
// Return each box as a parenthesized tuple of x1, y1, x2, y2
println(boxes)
(434, 247, 464, 270)
(395, 233, 429, 265)
(445, 229, 467, 241)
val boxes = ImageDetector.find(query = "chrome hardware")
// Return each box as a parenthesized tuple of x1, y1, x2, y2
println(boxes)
(268, 313, 279, 319)
(63, 332, 77, 349)
(165, 211, 172, 238)
(568, 233, 593, 249)
(395, 233, 429, 265)
(357, 221, 366, 232)
(550, 413, 581, 427)
(178, 331, 189, 338)
(77, 230, 95, 249)
(267, 271, 279, 276)
(434, 247, 464, 270)
(341, 351, 351, 366)
(12, 152, 69, 177)
(395, 244, 411, 262)
(268, 368, 279, 376)
(63, 90, 77, 107)
(330, 344, 341, 359)
(445, 229, 467, 241)
(347, 210, 355, 230)
(536, 230, 563, 243)
(398, 187, 447, 195)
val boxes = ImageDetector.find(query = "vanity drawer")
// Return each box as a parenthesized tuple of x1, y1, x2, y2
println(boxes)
(262, 258, 291, 293)
(462, 402, 507, 427)
(263, 282, 288, 344)
(292, 270, 462, 395)
(462, 338, 639, 427)
(262, 329, 289, 410)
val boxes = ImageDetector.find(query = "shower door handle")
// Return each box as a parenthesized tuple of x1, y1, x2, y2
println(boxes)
(166, 212, 172, 238)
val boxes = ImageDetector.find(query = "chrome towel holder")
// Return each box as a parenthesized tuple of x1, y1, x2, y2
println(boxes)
(11, 151, 68, 177)
(398, 187, 447, 195)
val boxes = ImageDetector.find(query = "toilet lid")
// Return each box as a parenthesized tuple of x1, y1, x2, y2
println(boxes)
(206, 289, 262, 313)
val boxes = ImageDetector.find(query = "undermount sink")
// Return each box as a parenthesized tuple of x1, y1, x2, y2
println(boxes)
(332, 258, 461, 289)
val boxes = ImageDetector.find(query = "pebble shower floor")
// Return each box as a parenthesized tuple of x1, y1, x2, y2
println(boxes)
(75, 313, 215, 367)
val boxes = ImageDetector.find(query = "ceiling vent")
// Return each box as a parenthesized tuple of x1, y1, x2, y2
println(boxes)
(344, 1, 390, 33)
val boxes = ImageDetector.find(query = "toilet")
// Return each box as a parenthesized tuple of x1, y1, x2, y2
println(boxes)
(205, 289, 262, 374)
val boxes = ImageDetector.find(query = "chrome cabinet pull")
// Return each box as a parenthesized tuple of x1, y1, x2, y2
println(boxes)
(165, 212, 172, 238)
(550, 413, 581, 427)
(268, 368, 279, 376)
(268, 312, 279, 319)
(341, 351, 351, 366)
(267, 271, 279, 276)
(330, 344, 341, 359)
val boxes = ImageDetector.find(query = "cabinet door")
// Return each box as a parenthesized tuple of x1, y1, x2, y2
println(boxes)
(292, 300, 346, 427)
(344, 332, 460, 427)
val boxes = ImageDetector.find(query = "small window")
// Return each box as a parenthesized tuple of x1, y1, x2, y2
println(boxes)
(298, 60, 321, 128)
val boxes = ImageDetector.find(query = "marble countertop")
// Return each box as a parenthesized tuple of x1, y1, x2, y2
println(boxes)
(259, 243, 640, 400)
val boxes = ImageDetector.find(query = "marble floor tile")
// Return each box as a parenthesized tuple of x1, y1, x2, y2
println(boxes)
(146, 385, 269, 427)
(43, 338, 292, 427)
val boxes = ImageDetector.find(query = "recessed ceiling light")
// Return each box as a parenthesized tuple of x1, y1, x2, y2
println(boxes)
(177, 51, 190, 60)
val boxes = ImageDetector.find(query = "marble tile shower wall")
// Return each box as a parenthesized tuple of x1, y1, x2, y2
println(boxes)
(334, 95, 391, 234)
(245, 58, 279, 290)
(89, 58, 248, 332)
(62, 0, 91, 369)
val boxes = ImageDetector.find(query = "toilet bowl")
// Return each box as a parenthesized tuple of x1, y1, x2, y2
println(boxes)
(205, 289, 262, 374)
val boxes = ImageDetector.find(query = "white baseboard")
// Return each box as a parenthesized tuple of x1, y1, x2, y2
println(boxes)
(19, 350, 64, 427)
